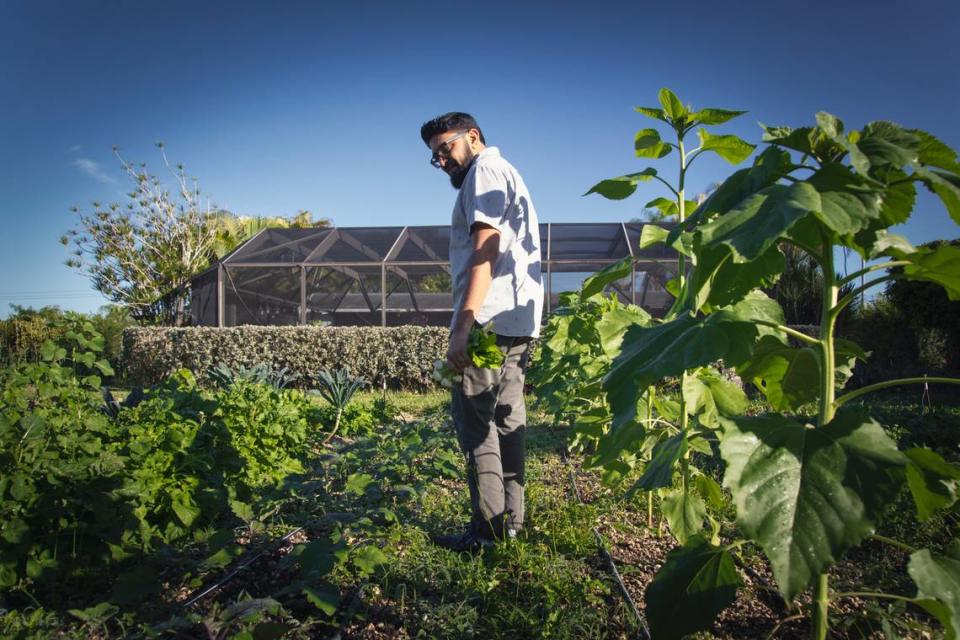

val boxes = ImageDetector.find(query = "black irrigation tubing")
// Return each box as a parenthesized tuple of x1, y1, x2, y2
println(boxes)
(182, 526, 305, 609)
(559, 447, 651, 640)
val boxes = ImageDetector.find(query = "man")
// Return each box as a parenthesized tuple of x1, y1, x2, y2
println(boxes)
(420, 112, 543, 552)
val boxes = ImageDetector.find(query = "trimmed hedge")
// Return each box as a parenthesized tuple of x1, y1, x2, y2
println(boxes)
(123, 325, 450, 390)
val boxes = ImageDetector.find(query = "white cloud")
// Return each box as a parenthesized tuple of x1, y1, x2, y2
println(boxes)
(68, 145, 82, 154)
(73, 158, 117, 185)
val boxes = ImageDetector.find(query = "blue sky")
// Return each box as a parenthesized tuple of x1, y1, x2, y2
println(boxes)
(1, 0, 958, 316)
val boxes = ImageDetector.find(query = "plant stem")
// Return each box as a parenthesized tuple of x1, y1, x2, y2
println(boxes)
(867, 533, 917, 554)
(322, 407, 343, 444)
(812, 573, 830, 640)
(17, 586, 43, 609)
(817, 239, 838, 426)
(754, 321, 820, 346)
(675, 132, 692, 502)
(812, 232, 838, 640)
(653, 175, 681, 198)
(832, 274, 905, 318)
(765, 614, 806, 640)
(835, 377, 960, 408)
(677, 133, 688, 288)
(833, 591, 916, 604)
(838, 260, 911, 287)
(646, 385, 655, 529)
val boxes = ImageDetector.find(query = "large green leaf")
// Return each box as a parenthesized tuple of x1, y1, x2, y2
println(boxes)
(875, 170, 917, 228)
(764, 119, 849, 165)
(645, 536, 740, 640)
(303, 583, 340, 616)
(662, 487, 706, 544)
(916, 165, 960, 225)
(694, 472, 725, 510)
(345, 472, 374, 496)
(644, 196, 699, 220)
(171, 492, 201, 527)
(683, 242, 786, 312)
(352, 545, 388, 575)
(634, 433, 686, 491)
(856, 229, 915, 260)
(738, 337, 820, 411)
(595, 305, 650, 359)
(299, 538, 340, 578)
(590, 417, 646, 469)
(697, 129, 756, 165)
(761, 124, 817, 156)
(584, 168, 658, 200)
(683, 367, 748, 427)
(2, 518, 29, 545)
(605, 291, 783, 430)
(580, 258, 632, 300)
(574, 405, 613, 441)
(640, 222, 693, 261)
(635, 128, 672, 159)
(855, 121, 920, 174)
(68, 602, 119, 624)
(719, 409, 906, 601)
(914, 130, 960, 173)
(635, 105, 668, 124)
(690, 108, 746, 126)
(893, 243, 960, 300)
(909, 546, 960, 639)
(644, 197, 675, 218)
(806, 163, 884, 236)
(697, 161, 886, 266)
(673, 147, 791, 239)
(905, 448, 960, 521)
(639, 222, 670, 248)
(833, 338, 868, 390)
(658, 88, 687, 123)
(695, 182, 819, 263)
(817, 112, 871, 173)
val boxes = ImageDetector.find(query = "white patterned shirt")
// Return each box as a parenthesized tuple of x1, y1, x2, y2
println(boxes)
(449, 147, 543, 338)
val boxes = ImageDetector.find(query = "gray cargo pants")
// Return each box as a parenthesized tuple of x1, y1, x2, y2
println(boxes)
(450, 334, 530, 540)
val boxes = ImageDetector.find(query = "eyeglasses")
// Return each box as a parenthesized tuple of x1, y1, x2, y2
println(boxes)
(430, 131, 468, 168)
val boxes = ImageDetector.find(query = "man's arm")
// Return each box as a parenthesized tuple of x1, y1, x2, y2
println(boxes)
(447, 222, 500, 371)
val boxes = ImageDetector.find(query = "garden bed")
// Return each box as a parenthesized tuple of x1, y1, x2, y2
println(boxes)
(3, 391, 953, 639)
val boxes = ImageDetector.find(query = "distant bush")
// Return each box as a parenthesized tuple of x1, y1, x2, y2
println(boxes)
(123, 325, 449, 390)
(842, 296, 913, 383)
(0, 306, 134, 381)
(0, 307, 67, 366)
(843, 245, 960, 384)
(886, 239, 960, 372)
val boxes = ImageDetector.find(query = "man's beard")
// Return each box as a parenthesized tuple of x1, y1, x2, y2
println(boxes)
(446, 159, 472, 189)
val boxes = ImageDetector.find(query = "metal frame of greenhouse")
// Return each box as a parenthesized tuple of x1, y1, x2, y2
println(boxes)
(191, 223, 677, 327)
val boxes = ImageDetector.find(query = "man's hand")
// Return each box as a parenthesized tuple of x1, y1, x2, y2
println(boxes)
(446, 325, 472, 372)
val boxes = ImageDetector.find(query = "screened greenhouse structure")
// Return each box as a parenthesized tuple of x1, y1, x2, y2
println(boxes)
(191, 223, 677, 327)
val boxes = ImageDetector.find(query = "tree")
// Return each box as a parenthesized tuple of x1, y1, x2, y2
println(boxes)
(765, 243, 856, 327)
(63, 145, 333, 326)
(63, 144, 216, 326)
(207, 209, 332, 260)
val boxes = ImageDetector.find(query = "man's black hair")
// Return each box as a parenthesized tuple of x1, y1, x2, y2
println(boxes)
(420, 112, 486, 145)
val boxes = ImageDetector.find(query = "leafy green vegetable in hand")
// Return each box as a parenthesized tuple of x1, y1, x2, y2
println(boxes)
(468, 323, 505, 369)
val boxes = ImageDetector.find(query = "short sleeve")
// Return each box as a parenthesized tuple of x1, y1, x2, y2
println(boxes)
(464, 165, 510, 233)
